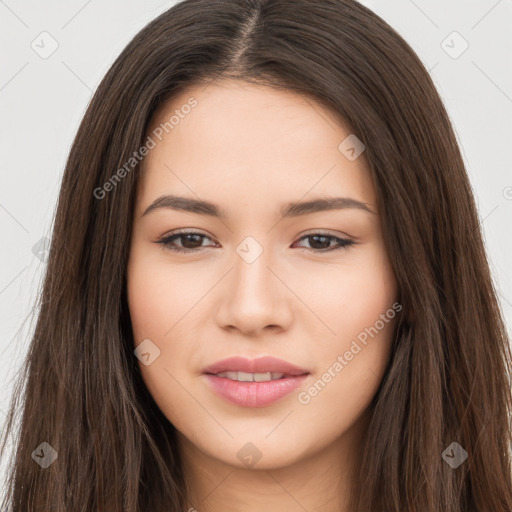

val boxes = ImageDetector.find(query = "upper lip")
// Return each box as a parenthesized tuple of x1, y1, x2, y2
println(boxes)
(202, 356, 309, 376)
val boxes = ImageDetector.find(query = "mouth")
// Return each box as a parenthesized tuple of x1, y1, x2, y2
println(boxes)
(202, 355, 309, 377)
(202, 356, 310, 408)
(209, 371, 294, 382)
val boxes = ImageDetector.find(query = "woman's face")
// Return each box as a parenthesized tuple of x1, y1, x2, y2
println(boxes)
(127, 79, 399, 470)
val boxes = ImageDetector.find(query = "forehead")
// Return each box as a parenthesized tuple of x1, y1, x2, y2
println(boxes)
(136, 80, 375, 216)
(149, 79, 355, 151)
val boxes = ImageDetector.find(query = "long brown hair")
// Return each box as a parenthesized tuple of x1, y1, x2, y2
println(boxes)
(2, 0, 511, 510)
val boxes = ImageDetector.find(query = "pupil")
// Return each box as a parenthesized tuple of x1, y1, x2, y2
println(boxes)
(310, 235, 329, 249)
(182, 234, 202, 248)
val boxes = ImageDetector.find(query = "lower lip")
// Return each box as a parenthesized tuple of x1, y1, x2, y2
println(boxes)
(203, 373, 309, 408)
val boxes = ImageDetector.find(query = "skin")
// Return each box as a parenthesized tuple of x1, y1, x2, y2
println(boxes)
(127, 79, 399, 512)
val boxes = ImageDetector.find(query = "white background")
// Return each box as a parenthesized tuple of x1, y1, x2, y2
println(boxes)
(1, 0, 511, 494)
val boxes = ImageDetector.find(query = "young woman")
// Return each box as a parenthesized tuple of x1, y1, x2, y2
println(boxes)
(2, 0, 511, 510)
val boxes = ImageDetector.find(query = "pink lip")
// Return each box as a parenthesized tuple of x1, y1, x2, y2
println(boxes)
(202, 356, 310, 408)
(202, 356, 309, 376)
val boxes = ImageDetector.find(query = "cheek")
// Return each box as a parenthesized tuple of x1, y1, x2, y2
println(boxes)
(298, 303, 397, 439)
(340, 259, 396, 341)
(126, 256, 187, 429)
(298, 242, 397, 409)
(294, 239, 397, 344)
(126, 247, 205, 412)
(127, 249, 198, 341)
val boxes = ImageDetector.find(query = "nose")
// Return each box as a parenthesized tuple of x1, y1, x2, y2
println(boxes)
(214, 246, 293, 336)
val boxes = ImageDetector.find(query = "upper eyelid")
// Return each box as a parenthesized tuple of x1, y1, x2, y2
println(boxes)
(161, 229, 351, 241)
(159, 230, 354, 249)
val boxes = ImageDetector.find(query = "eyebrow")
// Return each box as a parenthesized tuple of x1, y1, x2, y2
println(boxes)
(141, 194, 376, 218)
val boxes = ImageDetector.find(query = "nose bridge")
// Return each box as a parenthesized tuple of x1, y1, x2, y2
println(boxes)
(216, 234, 291, 333)
(231, 236, 276, 303)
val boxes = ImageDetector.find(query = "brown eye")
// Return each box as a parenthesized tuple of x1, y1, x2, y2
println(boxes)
(293, 234, 355, 253)
(156, 231, 355, 254)
(157, 231, 216, 253)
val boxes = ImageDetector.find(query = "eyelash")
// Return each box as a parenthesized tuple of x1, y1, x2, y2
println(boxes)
(155, 230, 355, 254)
